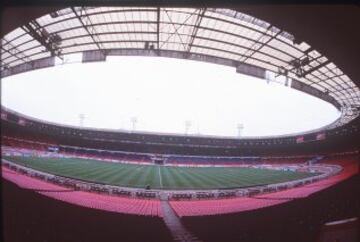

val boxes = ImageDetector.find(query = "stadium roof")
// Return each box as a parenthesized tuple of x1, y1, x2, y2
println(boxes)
(1, 6, 360, 129)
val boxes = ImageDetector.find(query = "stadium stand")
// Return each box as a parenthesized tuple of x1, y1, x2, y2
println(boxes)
(1, 5, 359, 241)
(2, 179, 173, 242)
(181, 174, 359, 242)
(169, 157, 358, 217)
(2, 167, 162, 217)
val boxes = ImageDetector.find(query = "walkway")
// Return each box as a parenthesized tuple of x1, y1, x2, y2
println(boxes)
(161, 201, 201, 242)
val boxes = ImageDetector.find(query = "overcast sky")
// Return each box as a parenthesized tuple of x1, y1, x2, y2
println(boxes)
(1, 56, 340, 137)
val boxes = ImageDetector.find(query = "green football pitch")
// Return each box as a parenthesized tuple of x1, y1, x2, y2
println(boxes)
(4, 156, 318, 190)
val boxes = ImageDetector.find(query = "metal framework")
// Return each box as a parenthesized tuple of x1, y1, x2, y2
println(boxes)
(1, 7, 359, 128)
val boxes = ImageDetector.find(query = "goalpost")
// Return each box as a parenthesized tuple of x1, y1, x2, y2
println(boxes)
(150, 154, 167, 165)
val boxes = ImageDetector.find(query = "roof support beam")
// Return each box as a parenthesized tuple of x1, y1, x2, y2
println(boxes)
(72, 7, 106, 56)
(186, 8, 206, 56)
(160, 8, 198, 51)
(240, 27, 282, 63)
(157, 7, 160, 53)
(1, 38, 32, 66)
(22, 21, 62, 58)
(317, 73, 345, 83)
(301, 60, 331, 77)
(303, 47, 314, 55)
(284, 54, 327, 78)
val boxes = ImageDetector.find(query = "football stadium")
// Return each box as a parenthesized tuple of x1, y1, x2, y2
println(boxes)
(1, 3, 359, 242)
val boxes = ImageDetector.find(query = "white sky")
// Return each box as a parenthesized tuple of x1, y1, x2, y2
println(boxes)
(1, 56, 340, 137)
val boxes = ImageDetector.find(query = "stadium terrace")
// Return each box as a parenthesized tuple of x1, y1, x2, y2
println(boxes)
(1, 5, 359, 242)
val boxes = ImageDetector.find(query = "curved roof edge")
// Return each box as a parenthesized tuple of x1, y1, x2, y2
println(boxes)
(1, 7, 359, 129)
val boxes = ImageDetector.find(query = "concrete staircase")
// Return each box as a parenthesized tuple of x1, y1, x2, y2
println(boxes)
(161, 201, 201, 242)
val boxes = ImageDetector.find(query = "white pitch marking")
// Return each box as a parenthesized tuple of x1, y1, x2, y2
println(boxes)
(158, 165, 163, 188)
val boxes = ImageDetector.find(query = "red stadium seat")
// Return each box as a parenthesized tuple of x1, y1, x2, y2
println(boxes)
(2, 167, 162, 217)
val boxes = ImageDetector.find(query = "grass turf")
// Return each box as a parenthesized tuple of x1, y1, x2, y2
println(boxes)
(3, 156, 318, 190)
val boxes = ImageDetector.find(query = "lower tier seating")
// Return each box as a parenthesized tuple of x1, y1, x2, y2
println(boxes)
(1, 167, 162, 217)
(170, 160, 358, 217)
(2, 157, 357, 217)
